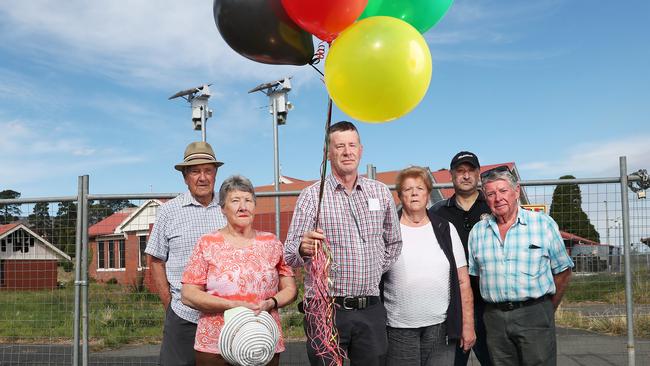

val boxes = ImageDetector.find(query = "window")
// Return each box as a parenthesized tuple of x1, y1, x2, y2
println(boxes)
(138, 236, 148, 268)
(8, 230, 30, 253)
(98, 242, 105, 269)
(1, 238, 5, 252)
(118, 240, 125, 269)
(108, 240, 115, 269)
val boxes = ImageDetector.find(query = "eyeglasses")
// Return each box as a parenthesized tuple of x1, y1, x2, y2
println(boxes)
(480, 165, 511, 180)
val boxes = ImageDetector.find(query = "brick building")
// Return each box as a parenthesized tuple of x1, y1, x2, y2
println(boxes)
(0, 223, 71, 290)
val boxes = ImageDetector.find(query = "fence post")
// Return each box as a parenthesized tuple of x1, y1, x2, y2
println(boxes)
(81, 175, 89, 366)
(620, 156, 635, 366)
(73, 177, 83, 366)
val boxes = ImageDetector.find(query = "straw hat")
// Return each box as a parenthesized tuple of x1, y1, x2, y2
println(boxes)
(174, 141, 224, 171)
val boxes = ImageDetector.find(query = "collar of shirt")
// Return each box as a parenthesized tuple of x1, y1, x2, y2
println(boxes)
(180, 191, 220, 208)
(326, 174, 364, 193)
(486, 206, 529, 237)
(447, 190, 486, 210)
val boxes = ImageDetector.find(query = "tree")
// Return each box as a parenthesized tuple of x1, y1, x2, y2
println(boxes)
(88, 199, 136, 225)
(53, 201, 78, 258)
(0, 189, 22, 224)
(549, 175, 600, 243)
(28, 202, 52, 239)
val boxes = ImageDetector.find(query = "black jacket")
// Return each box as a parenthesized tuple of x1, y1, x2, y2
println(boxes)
(390, 209, 463, 340)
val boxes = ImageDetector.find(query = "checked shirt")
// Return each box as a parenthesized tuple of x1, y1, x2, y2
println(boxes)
(284, 174, 402, 297)
(468, 207, 573, 303)
(145, 191, 226, 323)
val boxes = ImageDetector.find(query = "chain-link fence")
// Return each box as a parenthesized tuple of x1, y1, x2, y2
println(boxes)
(1, 158, 649, 365)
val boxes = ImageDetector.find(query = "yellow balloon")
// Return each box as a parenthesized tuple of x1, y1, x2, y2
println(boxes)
(325, 16, 432, 123)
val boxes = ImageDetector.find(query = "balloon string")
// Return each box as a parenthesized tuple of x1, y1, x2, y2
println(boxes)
(314, 97, 332, 229)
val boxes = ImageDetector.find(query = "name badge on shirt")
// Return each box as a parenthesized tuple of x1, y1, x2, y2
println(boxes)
(368, 198, 380, 211)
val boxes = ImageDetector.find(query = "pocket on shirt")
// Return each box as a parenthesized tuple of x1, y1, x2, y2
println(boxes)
(516, 245, 549, 277)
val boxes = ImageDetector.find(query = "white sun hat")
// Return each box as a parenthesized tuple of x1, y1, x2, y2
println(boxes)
(219, 307, 280, 366)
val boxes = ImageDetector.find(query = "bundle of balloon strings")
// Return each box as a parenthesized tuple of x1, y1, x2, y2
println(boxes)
(303, 98, 346, 366)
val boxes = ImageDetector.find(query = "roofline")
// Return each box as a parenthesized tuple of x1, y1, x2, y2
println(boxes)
(0, 223, 72, 261)
(116, 199, 162, 233)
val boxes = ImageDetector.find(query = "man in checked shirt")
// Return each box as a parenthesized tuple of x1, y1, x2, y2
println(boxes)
(468, 166, 573, 366)
(284, 121, 402, 366)
(146, 141, 227, 366)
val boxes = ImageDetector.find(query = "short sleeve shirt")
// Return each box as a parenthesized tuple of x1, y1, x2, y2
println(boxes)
(468, 207, 574, 303)
(145, 192, 227, 323)
(182, 230, 294, 354)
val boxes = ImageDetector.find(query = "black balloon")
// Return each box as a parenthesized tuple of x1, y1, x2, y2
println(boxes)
(213, 0, 314, 66)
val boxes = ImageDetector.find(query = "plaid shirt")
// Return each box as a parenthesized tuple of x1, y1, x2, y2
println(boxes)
(284, 174, 402, 297)
(145, 192, 226, 323)
(468, 207, 574, 303)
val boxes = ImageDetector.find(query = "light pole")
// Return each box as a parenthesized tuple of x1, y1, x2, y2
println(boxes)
(249, 78, 293, 238)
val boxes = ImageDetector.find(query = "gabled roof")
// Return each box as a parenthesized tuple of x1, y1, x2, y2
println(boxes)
(0, 223, 71, 261)
(0, 223, 20, 236)
(88, 208, 136, 237)
(116, 199, 163, 233)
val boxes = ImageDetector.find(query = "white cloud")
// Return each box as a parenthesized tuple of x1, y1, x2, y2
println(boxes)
(519, 134, 650, 178)
(0, 119, 145, 187)
(0, 0, 313, 89)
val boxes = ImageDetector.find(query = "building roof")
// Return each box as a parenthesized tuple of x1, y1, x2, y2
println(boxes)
(560, 230, 602, 246)
(0, 222, 71, 261)
(0, 223, 20, 235)
(253, 162, 522, 214)
(88, 208, 137, 237)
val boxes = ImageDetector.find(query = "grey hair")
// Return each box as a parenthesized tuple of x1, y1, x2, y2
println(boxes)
(218, 175, 256, 207)
(481, 170, 518, 190)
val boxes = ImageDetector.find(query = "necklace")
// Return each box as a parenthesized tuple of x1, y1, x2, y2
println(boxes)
(401, 211, 429, 226)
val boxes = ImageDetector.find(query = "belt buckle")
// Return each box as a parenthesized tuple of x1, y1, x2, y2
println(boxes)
(343, 296, 355, 310)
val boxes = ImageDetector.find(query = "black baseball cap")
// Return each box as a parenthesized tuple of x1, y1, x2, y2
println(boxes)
(450, 151, 480, 170)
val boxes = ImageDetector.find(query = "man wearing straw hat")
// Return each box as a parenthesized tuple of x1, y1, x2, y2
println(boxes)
(146, 141, 227, 366)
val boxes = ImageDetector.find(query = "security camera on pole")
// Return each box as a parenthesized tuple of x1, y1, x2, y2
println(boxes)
(249, 77, 293, 238)
(169, 84, 214, 142)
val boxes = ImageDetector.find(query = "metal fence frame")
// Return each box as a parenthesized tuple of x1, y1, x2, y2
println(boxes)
(1, 155, 647, 366)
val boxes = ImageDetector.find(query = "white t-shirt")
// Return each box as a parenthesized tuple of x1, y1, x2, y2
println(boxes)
(384, 222, 466, 328)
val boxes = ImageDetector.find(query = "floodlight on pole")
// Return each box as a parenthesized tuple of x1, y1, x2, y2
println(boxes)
(249, 77, 293, 238)
(169, 84, 213, 142)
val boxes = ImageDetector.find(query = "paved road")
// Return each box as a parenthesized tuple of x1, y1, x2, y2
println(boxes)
(1, 328, 648, 365)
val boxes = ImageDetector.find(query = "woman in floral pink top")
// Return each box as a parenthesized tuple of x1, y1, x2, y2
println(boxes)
(181, 175, 297, 366)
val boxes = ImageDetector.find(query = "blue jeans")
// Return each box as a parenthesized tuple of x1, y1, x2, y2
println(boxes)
(386, 323, 455, 366)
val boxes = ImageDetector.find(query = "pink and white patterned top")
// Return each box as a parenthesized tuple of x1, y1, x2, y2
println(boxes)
(182, 230, 294, 354)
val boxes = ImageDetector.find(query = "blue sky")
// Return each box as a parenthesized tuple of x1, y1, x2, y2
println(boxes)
(1, 0, 649, 198)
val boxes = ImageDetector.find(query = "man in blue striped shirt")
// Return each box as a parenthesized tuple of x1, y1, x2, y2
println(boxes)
(468, 166, 573, 366)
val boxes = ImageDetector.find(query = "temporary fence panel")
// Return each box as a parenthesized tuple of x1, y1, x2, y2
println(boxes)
(1, 164, 649, 365)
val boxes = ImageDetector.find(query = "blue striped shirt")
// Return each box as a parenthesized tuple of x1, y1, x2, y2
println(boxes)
(145, 192, 226, 323)
(468, 207, 573, 303)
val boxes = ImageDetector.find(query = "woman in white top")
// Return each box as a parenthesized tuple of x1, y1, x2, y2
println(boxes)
(384, 166, 476, 365)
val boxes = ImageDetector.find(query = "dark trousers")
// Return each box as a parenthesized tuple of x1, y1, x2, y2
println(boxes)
(483, 298, 556, 366)
(159, 307, 197, 366)
(454, 300, 492, 366)
(386, 323, 455, 366)
(304, 302, 388, 366)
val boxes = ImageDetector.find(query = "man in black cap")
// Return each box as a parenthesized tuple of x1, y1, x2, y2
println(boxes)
(430, 151, 492, 366)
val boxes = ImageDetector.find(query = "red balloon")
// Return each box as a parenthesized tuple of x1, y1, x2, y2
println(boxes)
(281, 0, 368, 42)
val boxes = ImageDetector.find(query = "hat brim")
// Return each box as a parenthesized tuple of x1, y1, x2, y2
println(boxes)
(451, 158, 479, 170)
(174, 159, 224, 172)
